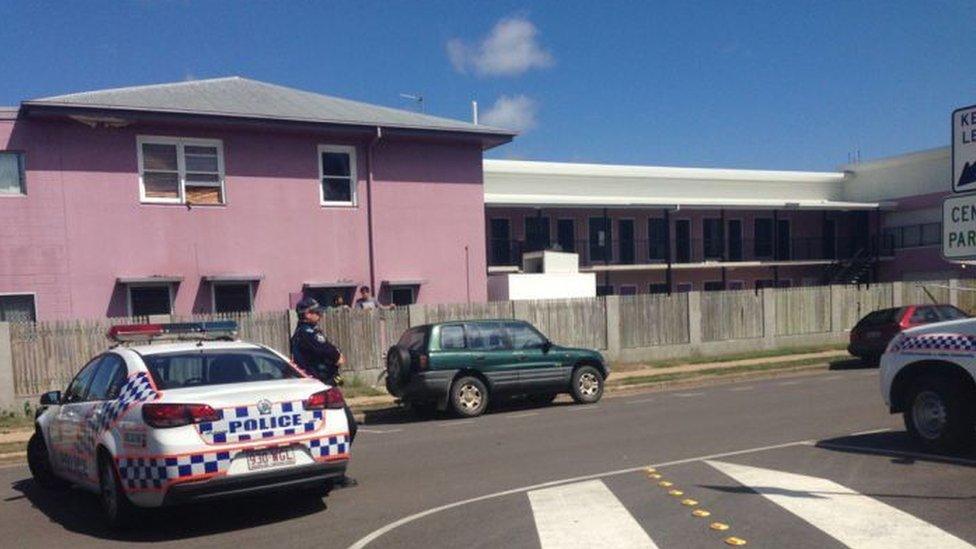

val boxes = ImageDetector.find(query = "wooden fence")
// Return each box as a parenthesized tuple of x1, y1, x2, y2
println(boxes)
(701, 290, 763, 342)
(619, 293, 689, 348)
(5, 280, 968, 399)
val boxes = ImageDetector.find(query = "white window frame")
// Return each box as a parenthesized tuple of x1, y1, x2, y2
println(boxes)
(137, 135, 226, 205)
(318, 144, 357, 207)
(0, 151, 27, 197)
(126, 283, 174, 317)
(0, 292, 37, 321)
(210, 281, 255, 313)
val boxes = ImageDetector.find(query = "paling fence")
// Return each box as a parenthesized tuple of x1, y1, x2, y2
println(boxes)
(5, 280, 962, 399)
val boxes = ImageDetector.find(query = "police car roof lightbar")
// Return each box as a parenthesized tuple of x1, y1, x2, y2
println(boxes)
(108, 321, 239, 343)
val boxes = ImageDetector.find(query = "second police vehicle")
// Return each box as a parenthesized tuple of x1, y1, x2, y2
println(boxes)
(27, 322, 351, 528)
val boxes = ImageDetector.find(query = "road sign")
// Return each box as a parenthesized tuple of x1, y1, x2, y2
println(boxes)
(943, 193, 976, 260)
(953, 104, 976, 193)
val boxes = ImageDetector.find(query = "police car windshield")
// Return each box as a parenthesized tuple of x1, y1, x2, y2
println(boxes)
(142, 349, 301, 390)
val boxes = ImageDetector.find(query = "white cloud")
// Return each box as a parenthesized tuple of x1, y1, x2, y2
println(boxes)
(447, 16, 554, 77)
(480, 95, 538, 132)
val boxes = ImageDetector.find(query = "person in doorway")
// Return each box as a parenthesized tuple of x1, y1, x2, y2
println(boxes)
(354, 286, 380, 309)
(331, 294, 350, 309)
(289, 297, 358, 488)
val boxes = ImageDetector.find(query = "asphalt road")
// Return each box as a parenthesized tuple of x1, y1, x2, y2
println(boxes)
(3, 363, 976, 548)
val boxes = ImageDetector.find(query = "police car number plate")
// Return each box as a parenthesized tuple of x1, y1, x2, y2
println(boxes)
(245, 447, 295, 471)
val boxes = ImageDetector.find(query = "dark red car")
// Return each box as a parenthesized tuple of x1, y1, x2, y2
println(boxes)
(848, 304, 969, 363)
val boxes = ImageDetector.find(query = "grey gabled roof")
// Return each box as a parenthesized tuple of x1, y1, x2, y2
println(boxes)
(23, 76, 514, 137)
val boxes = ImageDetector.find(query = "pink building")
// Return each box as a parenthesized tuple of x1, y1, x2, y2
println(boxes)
(0, 77, 514, 321)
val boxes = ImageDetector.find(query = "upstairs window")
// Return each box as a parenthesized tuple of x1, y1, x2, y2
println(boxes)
(319, 145, 357, 206)
(0, 294, 36, 322)
(138, 136, 225, 205)
(0, 152, 25, 195)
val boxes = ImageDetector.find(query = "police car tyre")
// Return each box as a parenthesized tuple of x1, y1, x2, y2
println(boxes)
(450, 376, 489, 418)
(27, 432, 68, 490)
(571, 366, 604, 404)
(903, 376, 975, 453)
(99, 453, 138, 529)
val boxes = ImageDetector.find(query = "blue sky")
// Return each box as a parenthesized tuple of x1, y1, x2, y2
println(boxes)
(1, 1, 973, 170)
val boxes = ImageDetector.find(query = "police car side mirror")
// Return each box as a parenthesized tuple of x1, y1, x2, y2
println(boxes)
(39, 391, 61, 406)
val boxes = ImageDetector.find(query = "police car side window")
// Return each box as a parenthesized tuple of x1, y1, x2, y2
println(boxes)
(63, 357, 101, 403)
(86, 355, 125, 401)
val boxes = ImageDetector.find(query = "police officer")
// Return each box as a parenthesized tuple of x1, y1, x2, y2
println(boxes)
(290, 297, 358, 488)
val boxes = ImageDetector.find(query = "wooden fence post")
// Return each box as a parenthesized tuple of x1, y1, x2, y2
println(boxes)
(830, 285, 844, 333)
(604, 296, 621, 359)
(762, 288, 776, 341)
(408, 304, 427, 327)
(686, 291, 702, 346)
(949, 278, 960, 307)
(891, 281, 903, 307)
(0, 322, 14, 411)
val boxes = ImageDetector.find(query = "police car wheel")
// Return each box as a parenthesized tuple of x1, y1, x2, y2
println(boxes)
(27, 432, 67, 490)
(570, 366, 604, 404)
(450, 376, 489, 418)
(99, 453, 137, 529)
(903, 377, 975, 453)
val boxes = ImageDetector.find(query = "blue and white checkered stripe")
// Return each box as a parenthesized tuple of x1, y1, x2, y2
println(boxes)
(196, 401, 324, 444)
(117, 451, 232, 490)
(308, 435, 350, 459)
(75, 372, 159, 457)
(892, 333, 976, 353)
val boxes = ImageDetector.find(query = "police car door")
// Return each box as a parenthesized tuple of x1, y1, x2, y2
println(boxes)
(78, 354, 127, 484)
(51, 356, 102, 481)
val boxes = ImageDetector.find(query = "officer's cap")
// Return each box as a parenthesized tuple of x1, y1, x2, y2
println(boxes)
(296, 297, 325, 314)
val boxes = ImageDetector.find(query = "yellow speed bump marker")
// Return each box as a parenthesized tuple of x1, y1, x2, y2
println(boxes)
(691, 509, 711, 518)
(658, 481, 673, 487)
(710, 522, 730, 531)
(668, 489, 684, 497)
(724, 536, 747, 546)
(680, 499, 699, 506)
(648, 473, 662, 479)
(644, 467, 657, 473)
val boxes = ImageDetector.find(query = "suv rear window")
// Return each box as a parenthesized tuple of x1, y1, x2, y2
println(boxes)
(142, 349, 300, 390)
(855, 308, 902, 328)
(397, 327, 428, 351)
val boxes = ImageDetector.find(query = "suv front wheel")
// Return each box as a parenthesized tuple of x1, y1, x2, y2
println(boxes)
(450, 376, 489, 417)
(571, 366, 604, 404)
(903, 376, 975, 453)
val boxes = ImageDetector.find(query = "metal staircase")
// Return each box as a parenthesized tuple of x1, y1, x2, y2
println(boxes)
(823, 248, 875, 284)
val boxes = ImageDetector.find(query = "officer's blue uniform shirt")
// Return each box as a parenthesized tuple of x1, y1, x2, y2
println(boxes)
(290, 321, 341, 382)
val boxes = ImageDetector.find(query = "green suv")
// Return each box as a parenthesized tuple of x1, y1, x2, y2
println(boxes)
(385, 319, 609, 417)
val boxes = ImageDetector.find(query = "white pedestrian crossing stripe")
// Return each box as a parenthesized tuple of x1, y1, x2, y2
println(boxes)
(528, 480, 659, 549)
(707, 460, 973, 549)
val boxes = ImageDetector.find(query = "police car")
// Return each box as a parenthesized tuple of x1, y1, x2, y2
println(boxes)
(26, 321, 351, 528)
(880, 316, 976, 452)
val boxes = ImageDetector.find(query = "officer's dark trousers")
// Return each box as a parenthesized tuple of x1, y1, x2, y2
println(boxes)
(345, 404, 358, 444)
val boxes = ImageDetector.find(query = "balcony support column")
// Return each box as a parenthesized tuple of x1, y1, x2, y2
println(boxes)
(664, 208, 673, 295)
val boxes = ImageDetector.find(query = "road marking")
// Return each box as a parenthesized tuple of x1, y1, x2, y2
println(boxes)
(626, 398, 655, 404)
(510, 412, 540, 418)
(348, 437, 818, 549)
(847, 428, 891, 437)
(777, 380, 804, 386)
(358, 428, 403, 434)
(707, 460, 972, 549)
(673, 392, 705, 398)
(728, 386, 754, 392)
(528, 480, 659, 548)
(437, 420, 475, 428)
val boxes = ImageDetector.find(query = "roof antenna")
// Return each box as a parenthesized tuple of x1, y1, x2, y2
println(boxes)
(399, 93, 424, 113)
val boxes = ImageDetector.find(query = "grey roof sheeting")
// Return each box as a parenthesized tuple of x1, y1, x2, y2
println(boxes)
(23, 76, 515, 137)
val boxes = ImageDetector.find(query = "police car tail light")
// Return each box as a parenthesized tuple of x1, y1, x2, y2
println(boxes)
(304, 388, 345, 410)
(143, 403, 222, 428)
